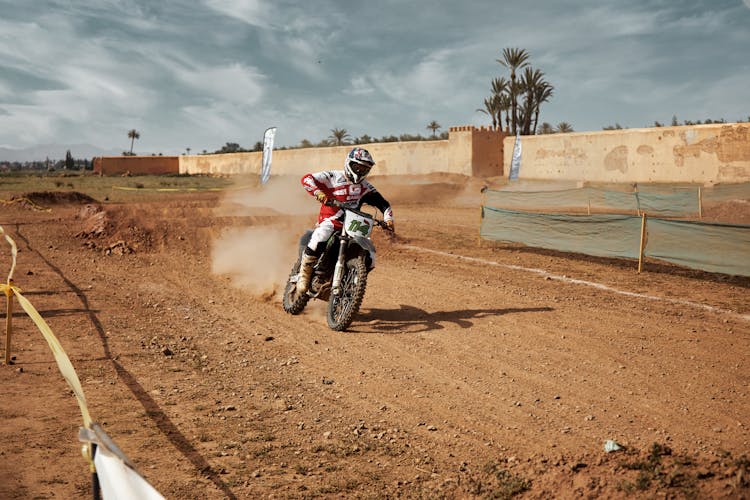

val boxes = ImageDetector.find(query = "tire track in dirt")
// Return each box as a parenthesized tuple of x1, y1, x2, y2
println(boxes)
(400, 244, 750, 322)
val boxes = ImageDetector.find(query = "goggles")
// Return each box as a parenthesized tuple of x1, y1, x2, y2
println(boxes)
(349, 161, 372, 176)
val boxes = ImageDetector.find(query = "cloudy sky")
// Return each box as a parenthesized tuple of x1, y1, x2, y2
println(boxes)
(1, 0, 748, 156)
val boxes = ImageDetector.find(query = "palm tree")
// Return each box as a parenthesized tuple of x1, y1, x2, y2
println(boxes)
(517, 68, 554, 135)
(537, 122, 555, 135)
(519, 67, 546, 135)
(490, 77, 509, 129)
(491, 77, 508, 97)
(127, 129, 140, 155)
(498, 94, 512, 133)
(476, 96, 501, 130)
(518, 99, 534, 136)
(531, 81, 554, 135)
(556, 122, 574, 133)
(328, 128, 351, 146)
(426, 120, 441, 138)
(497, 47, 530, 135)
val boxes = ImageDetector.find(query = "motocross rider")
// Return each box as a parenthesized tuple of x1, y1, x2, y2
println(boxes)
(297, 147, 394, 294)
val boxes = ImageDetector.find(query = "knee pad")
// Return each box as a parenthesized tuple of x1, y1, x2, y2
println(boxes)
(304, 243, 324, 257)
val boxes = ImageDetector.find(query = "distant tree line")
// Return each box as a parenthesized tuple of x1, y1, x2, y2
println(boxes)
(535, 122, 574, 134)
(604, 115, 750, 130)
(202, 125, 449, 155)
(0, 149, 91, 172)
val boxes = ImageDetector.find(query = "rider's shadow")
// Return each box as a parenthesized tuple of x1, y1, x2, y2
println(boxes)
(352, 304, 553, 333)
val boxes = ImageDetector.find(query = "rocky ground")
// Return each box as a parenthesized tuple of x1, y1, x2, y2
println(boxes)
(1, 175, 748, 498)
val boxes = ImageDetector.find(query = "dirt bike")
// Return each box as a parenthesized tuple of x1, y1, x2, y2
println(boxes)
(282, 200, 392, 331)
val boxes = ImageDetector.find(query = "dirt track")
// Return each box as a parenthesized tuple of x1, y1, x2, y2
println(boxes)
(1, 175, 749, 499)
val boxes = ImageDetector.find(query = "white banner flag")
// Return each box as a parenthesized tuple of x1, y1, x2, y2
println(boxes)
(509, 133, 521, 181)
(94, 446, 165, 500)
(261, 127, 276, 185)
(79, 425, 165, 500)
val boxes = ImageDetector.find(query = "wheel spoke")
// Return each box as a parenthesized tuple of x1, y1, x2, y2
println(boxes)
(332, 268, 357, 321)
(326, 255, 368, 331)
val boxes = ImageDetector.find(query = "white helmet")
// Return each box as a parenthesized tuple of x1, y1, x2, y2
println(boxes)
(344, 147, 375, 184)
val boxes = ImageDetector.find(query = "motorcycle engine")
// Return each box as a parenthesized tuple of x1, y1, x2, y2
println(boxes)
(311, 275, 331, 300)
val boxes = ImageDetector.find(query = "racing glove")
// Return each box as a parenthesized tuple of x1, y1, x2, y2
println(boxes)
(314, 191, 327, 204)
(385, 220, 395, 232)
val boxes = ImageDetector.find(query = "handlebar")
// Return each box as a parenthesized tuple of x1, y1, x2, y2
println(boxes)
(325, 198, 393, 231)
(324, 198, 343, 208)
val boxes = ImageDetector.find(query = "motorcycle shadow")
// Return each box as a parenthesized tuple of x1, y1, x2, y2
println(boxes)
(350, 304, 553, 334)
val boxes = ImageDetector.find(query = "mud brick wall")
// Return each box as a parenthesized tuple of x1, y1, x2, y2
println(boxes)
(93, 156, 179, 175)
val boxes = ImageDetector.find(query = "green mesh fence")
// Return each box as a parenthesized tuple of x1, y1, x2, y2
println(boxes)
(480, 207, 750, 276)
(645, 219, 750, 276)
(484, 186, 701, 217)
(635, 191, 701, 217)
(480, 207, 643, 259)
(484, 187, 612, 213)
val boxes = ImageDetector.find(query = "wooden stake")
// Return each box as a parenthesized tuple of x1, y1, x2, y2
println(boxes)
(638, 213, 647, 273)
(4, 281, 12, 365)
(478, 190, 486, 247)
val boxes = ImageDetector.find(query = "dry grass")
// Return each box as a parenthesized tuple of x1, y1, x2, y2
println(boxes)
(0, 171, 238, 203)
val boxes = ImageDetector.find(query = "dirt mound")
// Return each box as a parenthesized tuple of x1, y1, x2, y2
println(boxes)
(73, 197, 223, 255)
(74, 204, 150, 255)
(16, 191, 99, 205)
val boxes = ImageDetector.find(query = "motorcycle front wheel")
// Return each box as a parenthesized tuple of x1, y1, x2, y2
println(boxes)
(282, 256, 311, 315)
(326, 254, 368, 331)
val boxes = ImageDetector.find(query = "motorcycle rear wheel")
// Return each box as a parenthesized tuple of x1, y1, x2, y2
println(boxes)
(326, 254, 368, 331)
(282, 257, 310, 314)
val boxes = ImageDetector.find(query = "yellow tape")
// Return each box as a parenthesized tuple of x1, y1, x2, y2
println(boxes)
(1, 225, 92, 428)
(11, 285, 93, 427)
(0, 225, 17, 283)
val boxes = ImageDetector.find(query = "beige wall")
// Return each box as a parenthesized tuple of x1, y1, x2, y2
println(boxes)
(503, 123, 750, 184)
(180, 152, 260, 175)
(97, 124, 749, 184)
(179, 126, 505, 178)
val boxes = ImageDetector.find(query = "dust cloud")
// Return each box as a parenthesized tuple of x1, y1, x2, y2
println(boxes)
(211, 226, 298, 296)
(211, 175, 314, 296)
(368, 173, 489, 209)
(218, 175, 312, 215)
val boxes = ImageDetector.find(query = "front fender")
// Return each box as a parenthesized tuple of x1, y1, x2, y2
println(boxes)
(349, 236, 377, 269)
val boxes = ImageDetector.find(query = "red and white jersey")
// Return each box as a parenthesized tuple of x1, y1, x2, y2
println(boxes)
(301, 170, 393, 227)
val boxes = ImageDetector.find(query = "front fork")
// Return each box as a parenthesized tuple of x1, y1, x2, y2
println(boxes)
(331, 238, 348, 296)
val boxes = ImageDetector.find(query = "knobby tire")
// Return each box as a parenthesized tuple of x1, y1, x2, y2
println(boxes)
(282, 257, 310, 314)
(327, 255, 368, 331)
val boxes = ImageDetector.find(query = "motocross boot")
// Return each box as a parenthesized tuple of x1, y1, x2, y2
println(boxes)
(296, 253, 317, 294)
